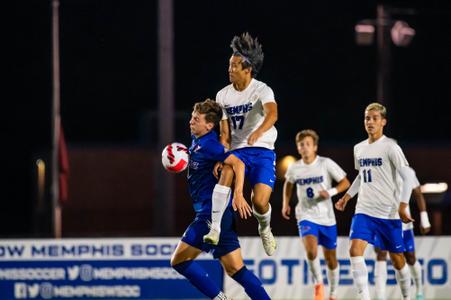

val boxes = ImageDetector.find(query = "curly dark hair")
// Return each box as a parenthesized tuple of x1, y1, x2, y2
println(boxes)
(230, 32, 264, 77)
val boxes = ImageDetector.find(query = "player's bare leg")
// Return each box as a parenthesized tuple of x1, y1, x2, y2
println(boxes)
(252, 183, 276, 255)
(204, 165, 234, 245)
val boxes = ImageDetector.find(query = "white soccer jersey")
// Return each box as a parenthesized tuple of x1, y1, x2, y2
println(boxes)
(354, 135, 409, 219)
(285, 156, 347, 226)
(216, 78, 277, 150)
(402, 168, 421, 230)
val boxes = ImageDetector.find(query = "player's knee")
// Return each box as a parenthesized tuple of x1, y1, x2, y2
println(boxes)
(325, 256, 337, 269)
(404, 253, 416, 265)
(223, 264, 243, 277)
(306, 250, 317, 260)
(376, 250, 388, 261)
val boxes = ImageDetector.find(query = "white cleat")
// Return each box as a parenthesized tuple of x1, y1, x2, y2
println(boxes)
(259, 226, 277, 256)
(203, 228, 220, 245)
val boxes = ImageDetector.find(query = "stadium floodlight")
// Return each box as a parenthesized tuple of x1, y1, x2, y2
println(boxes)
(390, 20, 416, 46)
(355, 20, 375, 46)
(276, 155, 297, 179)
(354, 19, 415, 47)
(421, 182, 449, 194)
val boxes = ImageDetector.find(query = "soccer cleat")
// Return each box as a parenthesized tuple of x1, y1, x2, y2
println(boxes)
(416, 294, 424, 300)
(314, 283, 324, 300)
(258, 226, 277, 256)
(203, 228, 220, 245)
(329, 296, 337, 300)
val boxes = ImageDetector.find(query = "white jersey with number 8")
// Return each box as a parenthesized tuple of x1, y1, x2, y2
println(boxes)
(285, 156, 347, 226)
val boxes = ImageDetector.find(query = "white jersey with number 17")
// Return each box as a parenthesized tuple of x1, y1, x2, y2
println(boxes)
(216, 78, 277, 150)
(354, 135, 409, 220)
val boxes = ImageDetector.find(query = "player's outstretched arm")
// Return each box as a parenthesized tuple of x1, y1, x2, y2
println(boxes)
(219, 119, 231, 149)
(399, 202, 415, 223)
(247, 102, 277, 145)
(412, 186, 431, 234)
(318, 176, 351, 200)
(224, 154, 252, 219)
(335, 175, 360, 211)
(282, 180, 294, 220)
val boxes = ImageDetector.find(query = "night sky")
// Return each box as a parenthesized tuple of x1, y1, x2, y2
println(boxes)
(4, 0, 451, 236)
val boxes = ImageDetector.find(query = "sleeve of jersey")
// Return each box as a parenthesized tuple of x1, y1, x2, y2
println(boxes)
(326, 158, 347, 182)
(398, 166, 415, 203)
(259, 85, 276, 105)
(347, 175, 361, 198)
(410, 167, 421, 188)
(204, 140, 229, 162)
(353, 146, 359, 171)
(216, 91, 229, 121)
(284, 164, 296, 183)
(389, 143, 409, 170)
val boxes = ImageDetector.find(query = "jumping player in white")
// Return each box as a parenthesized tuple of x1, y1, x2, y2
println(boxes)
(374, 166, 431, 300)
(282, 129, 350, 300)
(203, 32, 278, 256)
(335, 102, 415, 300)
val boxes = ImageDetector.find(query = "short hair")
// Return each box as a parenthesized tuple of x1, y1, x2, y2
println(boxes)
(295, 129, 319, 145)
(193, 99, 223, 127)
(365, 102, 387, 119)
(230, 32, 264, 77)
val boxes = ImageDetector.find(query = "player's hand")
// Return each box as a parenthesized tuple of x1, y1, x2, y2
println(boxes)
(247, 129, 263, 146)
(399, 202, 415, 223)
(213, 162, 223, 179)
(232, 194, 252, 219)
(420, 225, 431, 235)
(318, 190, 329, 200)
(281, 204, 291, 220)
(335, 194, 350, 211)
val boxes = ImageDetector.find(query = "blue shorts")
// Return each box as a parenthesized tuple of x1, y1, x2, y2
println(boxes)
(403, 229, 415, 253)
(181, 208, 240, 259)
(350, 213, 405, 253)
(230, 147, 276, 189)
(298, 220, 337, 249)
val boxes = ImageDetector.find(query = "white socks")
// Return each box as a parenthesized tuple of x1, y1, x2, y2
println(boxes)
(253, 203, 272, 231)
(351, 256, 370, 300)
(307, 256, 323, 284)
(409, 260, 423, 296)
(374, 260, 387, 300)
(210, 184, 231, 232)
(395, 263, 411, 300)
(327, 265, 339, 297)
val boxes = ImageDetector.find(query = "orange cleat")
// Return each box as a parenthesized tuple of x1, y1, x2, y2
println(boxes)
(314, 283, 324, 300)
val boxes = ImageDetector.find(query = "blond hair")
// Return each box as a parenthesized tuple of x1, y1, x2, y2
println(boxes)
(365, 102, 387, 119)
(295, 129, 319, 145)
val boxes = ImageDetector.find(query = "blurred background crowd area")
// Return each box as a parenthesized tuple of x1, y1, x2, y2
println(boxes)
(4, 0, 450, 238)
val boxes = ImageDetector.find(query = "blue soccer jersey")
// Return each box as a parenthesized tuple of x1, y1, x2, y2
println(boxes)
(187, 131, 230, 216)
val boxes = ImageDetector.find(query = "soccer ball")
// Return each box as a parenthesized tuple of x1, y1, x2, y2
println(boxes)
(161, 142, 189, 173)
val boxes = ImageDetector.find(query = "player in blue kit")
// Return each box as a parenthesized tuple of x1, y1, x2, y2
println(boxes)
(171, 99, 270, 300)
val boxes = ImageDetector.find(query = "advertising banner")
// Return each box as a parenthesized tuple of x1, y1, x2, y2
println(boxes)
(0, 238, 222, 299)
(225, 236, 451, 299)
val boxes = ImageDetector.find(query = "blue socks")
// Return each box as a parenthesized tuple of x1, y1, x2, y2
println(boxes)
(173, 260, 221, 298)
(232, 266, 271, 300)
